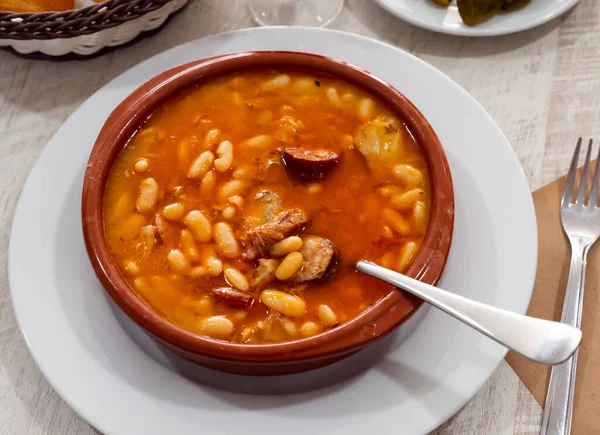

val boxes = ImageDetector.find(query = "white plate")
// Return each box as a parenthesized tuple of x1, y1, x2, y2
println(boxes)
(8, 27, 537, 435)
(374, 0, 579, 36)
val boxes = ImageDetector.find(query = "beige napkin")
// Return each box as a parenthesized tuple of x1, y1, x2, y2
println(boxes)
(505, 171, 600, 435)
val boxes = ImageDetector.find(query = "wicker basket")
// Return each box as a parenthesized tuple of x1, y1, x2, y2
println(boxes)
(0, 0, 188, 56)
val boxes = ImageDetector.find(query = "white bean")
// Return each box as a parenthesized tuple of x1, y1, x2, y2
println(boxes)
(358, 98, 375, 121)
(260, 290, 306, 317)
(188, 151, 214, 179)
(162, 202, 185, 221)
(183, 295, 212, 315)
(396, 241, 419, 272)
(228, 195, 244, 209)
(413, 201, 427, 233)
(377, 185, 401, 198)
(291, 78, 316, 94)
(393, 164, 423, 187)
(214, 140, 234, 172)
(232, 164, 253, 180)
(275, 252, 303, 280)
(180, 229, 200, 263)
(269, 236, 303, 257)
(261, 74, 291, 91)
(300, 321, 320, 337)
(282, 319, 298, 336)
(213, 222, 240, 258)
(381, 208, 411, 236)
(218, 179, 245, 202)
(379, 251, 396, 270)
(167, 249, 190, 273)
(184, 210, 212, 242)
(134, 158, 149, 173)
(200, 171, 217, 198)
(123, 260, 139, 275)
(246, 135, 273, 148)
(135, 178, 159, 213)
(224, 268, 249, 292)
(205, 257, 223, 277)
(203, 129, 220, 150)
(198, 316, 234, 339)
(389, 188, 426, 209)
(140, 225, 156, 254)
(222, 206, 236, 220)
(326, 87, 342, 108)
(317, 304, 338, 325)
(188, 266, 208, 278)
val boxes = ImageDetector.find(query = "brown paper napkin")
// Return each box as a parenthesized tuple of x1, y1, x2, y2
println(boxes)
(505, 172, 600, 434)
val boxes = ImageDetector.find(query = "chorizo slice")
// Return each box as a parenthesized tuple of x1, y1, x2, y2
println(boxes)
(210, 287, 253, 307)
(282, 148, 340, 182)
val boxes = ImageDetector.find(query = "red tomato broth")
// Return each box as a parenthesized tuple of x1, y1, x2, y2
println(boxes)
(103, 69, 430, 344)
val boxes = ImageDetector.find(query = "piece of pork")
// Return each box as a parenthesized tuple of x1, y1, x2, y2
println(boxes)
(243, 208, 308, 260)
(254, 189, 283, 222)
(354, 115, 404, 180)
(291, 235, 337, 283)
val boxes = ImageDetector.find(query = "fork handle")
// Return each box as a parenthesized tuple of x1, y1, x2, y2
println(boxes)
(540, 237, 590, 435)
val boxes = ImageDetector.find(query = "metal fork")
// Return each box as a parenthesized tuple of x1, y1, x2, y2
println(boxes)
(541, 138, 600, 435)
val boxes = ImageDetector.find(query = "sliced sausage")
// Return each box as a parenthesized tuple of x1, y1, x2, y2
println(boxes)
(243, 208, 308, 260)
(210, 287, 253, 308)
(291, 235, 337, 283)
(282, 148, 340, 182)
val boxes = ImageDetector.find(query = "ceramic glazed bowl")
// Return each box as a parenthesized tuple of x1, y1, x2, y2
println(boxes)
(81, 51, 454, 376)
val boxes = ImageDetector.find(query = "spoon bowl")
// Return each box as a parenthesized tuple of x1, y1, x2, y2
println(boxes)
(357, 260, 582, 365)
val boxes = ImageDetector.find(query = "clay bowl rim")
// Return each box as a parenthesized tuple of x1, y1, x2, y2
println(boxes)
(81, 50, 454, 363)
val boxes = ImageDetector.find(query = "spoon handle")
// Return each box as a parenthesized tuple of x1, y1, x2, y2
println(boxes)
(356, 261, 581, 365)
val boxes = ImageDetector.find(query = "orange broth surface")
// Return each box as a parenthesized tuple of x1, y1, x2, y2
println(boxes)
(103, 69, 431, 344)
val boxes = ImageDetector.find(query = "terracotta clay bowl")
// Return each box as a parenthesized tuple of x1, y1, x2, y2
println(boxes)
(81, 51, 454, 376)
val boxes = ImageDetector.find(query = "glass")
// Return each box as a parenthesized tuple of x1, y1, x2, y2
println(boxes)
(248, 0, 344, 27)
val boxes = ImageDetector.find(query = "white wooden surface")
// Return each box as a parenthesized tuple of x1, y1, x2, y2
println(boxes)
(0, 0, 598, 433)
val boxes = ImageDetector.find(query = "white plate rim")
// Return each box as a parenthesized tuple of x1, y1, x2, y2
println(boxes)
(373, 0, 579, 36)
(8, 27, 538, 435)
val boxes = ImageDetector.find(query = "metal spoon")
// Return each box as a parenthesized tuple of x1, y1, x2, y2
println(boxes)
(356, 261, 581, 365)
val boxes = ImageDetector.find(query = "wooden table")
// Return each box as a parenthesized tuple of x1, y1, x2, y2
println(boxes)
(1, 0, 598, 433)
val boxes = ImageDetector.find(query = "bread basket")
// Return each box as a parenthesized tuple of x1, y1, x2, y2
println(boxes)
(0, 0, 188, 56)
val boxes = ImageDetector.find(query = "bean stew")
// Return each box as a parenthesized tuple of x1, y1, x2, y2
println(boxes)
(103, 69, 431, 344)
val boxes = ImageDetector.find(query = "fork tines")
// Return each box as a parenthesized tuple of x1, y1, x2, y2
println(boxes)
(562, 138, 600, 208)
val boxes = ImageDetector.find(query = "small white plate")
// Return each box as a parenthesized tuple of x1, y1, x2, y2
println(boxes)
(373, 0, 579, 36)
(8, 27, 537, 435)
